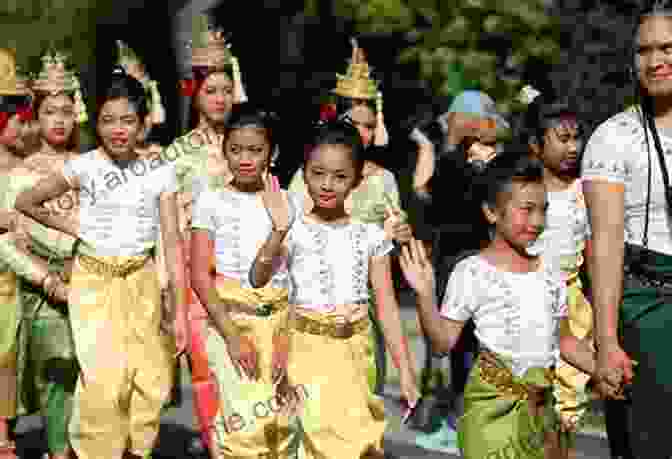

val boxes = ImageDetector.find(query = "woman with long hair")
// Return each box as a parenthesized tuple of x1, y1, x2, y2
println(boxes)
(163, 12, 255, 455)
(582, 1, 672, 456)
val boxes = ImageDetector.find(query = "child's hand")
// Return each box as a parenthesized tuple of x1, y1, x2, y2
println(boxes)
(261, 173, 291, 232)
(399, 238, 435, 297)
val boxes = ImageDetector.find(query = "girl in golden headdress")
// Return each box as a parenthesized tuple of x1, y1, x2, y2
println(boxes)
(0, 47, 86, 459)
(0, 47, 33, 459)
(14, 65, 182, 459)
(289, 38, 413, 396)
(163, 13, 258, 455)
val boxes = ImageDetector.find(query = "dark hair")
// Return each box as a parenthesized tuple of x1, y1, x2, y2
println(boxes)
(305, 120, 365, 179)
(96, 66, 149, 122)
(223, 102, 278, 154)
(33, 92, 80, 152)
(335, 96, 376, 118)
(479, 147, 544, 210)
(0, 95, 31, 132)
(521, 90, 579, 146)
(189, 68, 233, 130)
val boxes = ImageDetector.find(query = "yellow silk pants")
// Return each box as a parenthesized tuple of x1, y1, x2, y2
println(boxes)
(288, 307, 386, 459)
(554, 270, 593, 429)
(206, 278, 300, 458)
(68, 254, 174, 459)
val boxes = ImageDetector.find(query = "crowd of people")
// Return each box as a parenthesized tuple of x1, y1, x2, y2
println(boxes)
(1, 1, 672, 458)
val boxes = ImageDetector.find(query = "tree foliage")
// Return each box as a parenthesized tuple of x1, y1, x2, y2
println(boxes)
(306, 0, 561, 115)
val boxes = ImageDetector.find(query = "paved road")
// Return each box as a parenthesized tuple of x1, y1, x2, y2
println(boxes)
(13, 384, 611, 458)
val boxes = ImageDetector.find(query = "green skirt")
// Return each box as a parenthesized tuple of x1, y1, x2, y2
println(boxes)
(458, 353, 567, 459)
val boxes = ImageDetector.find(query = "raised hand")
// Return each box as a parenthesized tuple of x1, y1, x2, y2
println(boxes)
(399, 238, 435, 298)
(384, 203, 412, 244)
(261, 173, 291, 232)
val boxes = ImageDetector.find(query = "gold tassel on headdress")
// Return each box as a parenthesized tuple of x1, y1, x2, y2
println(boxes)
(31, 50, 87, 124)
(374, 91, 389, 146)
(116, 40, 165, 126)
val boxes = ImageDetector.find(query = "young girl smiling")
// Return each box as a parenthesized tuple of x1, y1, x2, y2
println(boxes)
(402, 150, 606, 458)
(253, 120, 419, 458)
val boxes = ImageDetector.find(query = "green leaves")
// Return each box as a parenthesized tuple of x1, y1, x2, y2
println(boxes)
(319, 0, 561, 115)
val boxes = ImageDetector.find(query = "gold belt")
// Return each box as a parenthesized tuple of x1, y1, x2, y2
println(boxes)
(478, 351, 556, 401)
(229, 301, 287, 317)
(77, 254, 149, 279)
(294, 314, 368, 339)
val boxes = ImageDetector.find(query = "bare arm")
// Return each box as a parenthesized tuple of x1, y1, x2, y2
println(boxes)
(370, 254, 417, 376)
(14, 172, 77, 238)
(0, 232, 67, 302)
(159, 192, 186, 326)
(559, 319, 596, 376)
(250, 229, 287, 288)
(190, 229, 239, 339)
(411, 129, 435, 194)
(583, 181, 625, 348)
(415, 289, 465, 356)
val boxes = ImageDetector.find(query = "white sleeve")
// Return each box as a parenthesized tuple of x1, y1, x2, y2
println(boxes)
(61, 155, 88, 188)
(160, 162, 178, 194)
(191, 190, 217, 238)
(368, 223, 394, 258)
(440, 258, 478, 322)
(581, 116, 635, 185)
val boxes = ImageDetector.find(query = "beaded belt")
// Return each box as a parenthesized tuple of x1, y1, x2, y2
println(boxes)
(77, 254, 149, 279)
(478, 351, 556, 401)
(294, 313, 368, 339)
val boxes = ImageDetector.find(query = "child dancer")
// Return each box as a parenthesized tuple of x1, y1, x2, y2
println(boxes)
(14, 66, 182, 459)
(253, 120, 419, 458)
(189, 102, 302, 458)
(521, 89, 595, 445)
(403, 150, 608, 458)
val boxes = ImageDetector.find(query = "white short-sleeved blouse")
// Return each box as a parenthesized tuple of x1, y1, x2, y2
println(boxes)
(440, 255, 568, 376)
(191, 186, 302, 290)
(285, 216, 394, 310)
(581, 110, 672, 255)
(527, 180, 591, 271)
(61, 149, 177, 256)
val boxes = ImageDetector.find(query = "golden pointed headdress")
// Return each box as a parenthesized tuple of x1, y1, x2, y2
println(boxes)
(332, 38, 379, 100)
(190, 13, 234, 70)
(31, 48, 87, 123)
(116, 40, 165, 125)
(182, 13, 247, 102)
(0, 48, 30, 96)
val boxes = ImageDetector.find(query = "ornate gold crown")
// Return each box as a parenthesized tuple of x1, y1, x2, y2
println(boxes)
(0, 48, 30, 96)
(190, 13, 235, 69)
(31, 49, 79, 94)
(332, 38, 379, 100)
